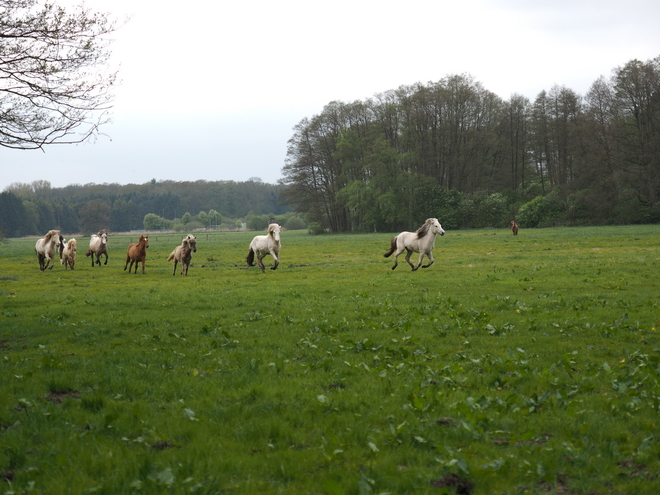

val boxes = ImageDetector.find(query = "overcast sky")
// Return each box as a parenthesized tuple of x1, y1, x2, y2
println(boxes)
(1, 0, 659, 191)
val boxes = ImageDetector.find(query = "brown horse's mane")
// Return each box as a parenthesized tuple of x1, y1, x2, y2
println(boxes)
(415, 219, 431, 239)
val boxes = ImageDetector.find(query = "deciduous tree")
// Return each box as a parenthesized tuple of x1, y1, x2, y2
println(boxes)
(0, 0, 118, 149)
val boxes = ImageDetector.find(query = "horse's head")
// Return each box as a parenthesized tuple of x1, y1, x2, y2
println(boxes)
(100, 233, 108, 245)
(69, 239, 77, 252)
(141, 235, 149, 248)
(268, 223, 281, 243)
(186, 235, 197, 253)
(428, 218, 445, 236)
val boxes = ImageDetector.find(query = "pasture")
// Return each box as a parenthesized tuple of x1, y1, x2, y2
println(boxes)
(1, 226, 659, 494)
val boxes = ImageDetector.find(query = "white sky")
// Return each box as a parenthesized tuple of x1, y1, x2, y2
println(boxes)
(1, 0, 659, 191)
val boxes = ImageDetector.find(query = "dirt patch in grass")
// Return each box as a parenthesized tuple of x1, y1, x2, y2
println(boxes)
(430, 473, 474, 494)
(46, 389, 80, 403)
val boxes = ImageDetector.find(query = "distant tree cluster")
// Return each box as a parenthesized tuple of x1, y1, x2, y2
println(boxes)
(0, 180, 293, 238)
(281, 56, 660, 232)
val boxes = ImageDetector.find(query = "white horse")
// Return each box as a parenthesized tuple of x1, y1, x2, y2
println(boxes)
(86, 230, 108, 267)
(167, 235, 197, 276)
(246, 223, 281, 273)
(61, 238, 77, 270)
(35, 230, 65, 271)
(383, 218, 445, 271)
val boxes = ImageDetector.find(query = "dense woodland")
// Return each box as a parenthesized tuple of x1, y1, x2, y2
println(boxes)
(0, 179, 290, 237)
(2, 56, 659, 238)
(281, 56, 660, 232)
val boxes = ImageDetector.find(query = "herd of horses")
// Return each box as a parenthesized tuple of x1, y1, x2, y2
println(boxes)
(34, 219, 520, 274)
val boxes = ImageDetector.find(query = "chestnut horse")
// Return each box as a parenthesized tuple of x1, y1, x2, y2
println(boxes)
(511, 221, 519, 235)
(124, 235, 149, 274)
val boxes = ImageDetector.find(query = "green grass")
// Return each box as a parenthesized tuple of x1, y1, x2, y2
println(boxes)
(1, 226, 660, 494)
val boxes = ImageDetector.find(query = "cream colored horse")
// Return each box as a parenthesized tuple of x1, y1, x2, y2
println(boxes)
(35, 230, 64, 271)
(383, 218, 445, 271)
(246, 223, 281, 273)
(86, 230, 108, 267)
(61, 239, 77, 270)
(167, 235, 197, 276)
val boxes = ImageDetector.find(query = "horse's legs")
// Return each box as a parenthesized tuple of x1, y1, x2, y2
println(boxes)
(257, 254, 266, 273)
(103, 252, 108, 265)
(172, 259, 178, 276)
(270, 250, 279, 270)
(422, 251, 434, 269)
(124, 256, 130, 271)
(140, 259, 145, 274)
(404, 249, 416, 270)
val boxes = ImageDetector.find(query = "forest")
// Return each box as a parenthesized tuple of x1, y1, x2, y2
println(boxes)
(2, 56, 659, 238)
(280, 56, 660, 232)
(0, 179, 291, 237)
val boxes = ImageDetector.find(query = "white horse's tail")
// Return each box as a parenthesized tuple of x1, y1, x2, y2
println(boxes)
(383, 236, 398, 258)
(167, 250, 176, 262)
(246, 248, 255, 266)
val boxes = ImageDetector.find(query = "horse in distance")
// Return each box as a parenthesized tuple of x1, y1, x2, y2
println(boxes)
(383, 218, 445, 271)
(86, 230, 109, 267)
(246, 223, 281, 273)
(511, 220, 519, 235)
(124, 235, 149, 274)
(167, 235, 197, 276)
(61, 238, 77, 270)
(35, 230, 65, 271)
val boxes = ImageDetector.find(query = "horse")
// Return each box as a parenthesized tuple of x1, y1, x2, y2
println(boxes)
(86, 230, 109, 266)
(511, 220, 519, 236)
(124, 235, 149, 274)
(383, 218, 445, 271)
(167, 235, 197, 276)
(35, 230, 65, 271)
(246, 223, 281, 273)
(61, 238, 77, 270)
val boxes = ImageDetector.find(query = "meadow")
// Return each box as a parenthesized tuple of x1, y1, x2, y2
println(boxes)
(1, 225, 659, 494)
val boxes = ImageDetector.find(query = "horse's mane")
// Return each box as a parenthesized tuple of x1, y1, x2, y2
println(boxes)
(43, 230, 58, 242)
(416, 220, 431, 239)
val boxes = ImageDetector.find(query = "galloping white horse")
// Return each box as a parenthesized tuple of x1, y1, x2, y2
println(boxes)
(246, 223, 281, 273)
(86, 230, 108, 267)
(35, 230, 65, 271)
(61, 238, 77, 270)
(383, 218, 445, 271)
(167, 235, 197, 276)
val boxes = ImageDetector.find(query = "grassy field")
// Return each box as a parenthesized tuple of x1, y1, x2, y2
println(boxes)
(1, 225, 659, 494)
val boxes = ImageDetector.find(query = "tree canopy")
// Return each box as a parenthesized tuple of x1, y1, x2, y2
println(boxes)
(281, 57, 660, 232)
(0, 0, 117, 150)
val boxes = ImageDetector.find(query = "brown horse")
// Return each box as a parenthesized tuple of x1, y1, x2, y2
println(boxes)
(511, 221, 519, 235)
(124, 235, 149, 274)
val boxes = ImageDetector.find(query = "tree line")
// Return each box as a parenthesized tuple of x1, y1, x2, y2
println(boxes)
(0, 179, 291, 237)
(280, 56, 660, 232)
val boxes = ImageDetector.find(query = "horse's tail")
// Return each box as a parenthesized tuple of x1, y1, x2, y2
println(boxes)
(246, 248, 255, 266)
(85, 249, 93, 257)
(383, 236, 398, 258)
(167, 250, 175, 262)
